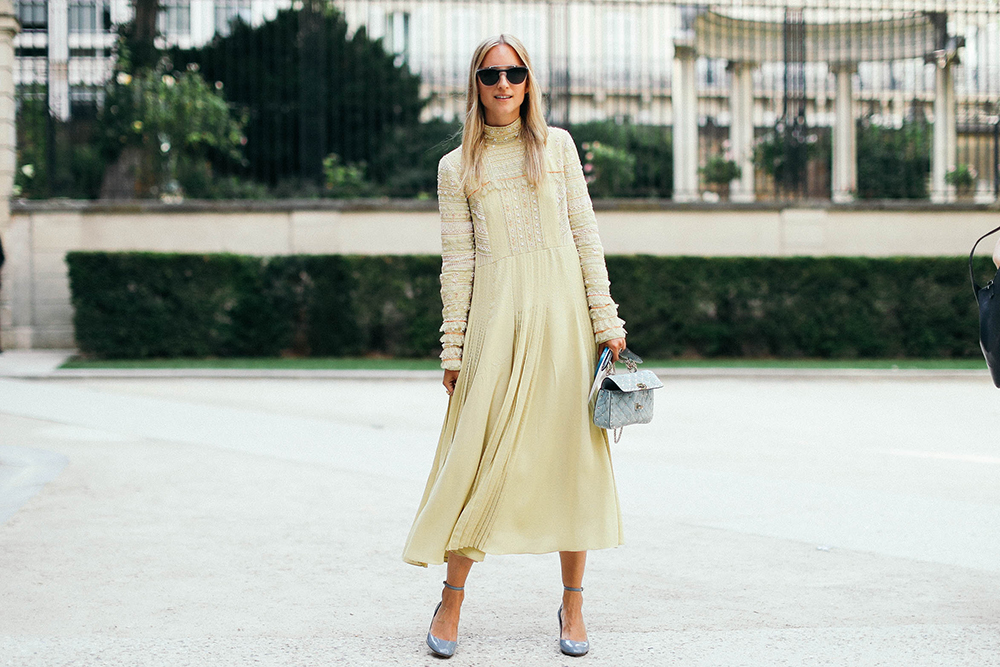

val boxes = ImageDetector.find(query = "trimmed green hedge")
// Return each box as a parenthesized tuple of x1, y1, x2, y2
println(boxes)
(609, 256, 988, 359)
(66, 252, 440, 359)
(66, 252, 992, 360)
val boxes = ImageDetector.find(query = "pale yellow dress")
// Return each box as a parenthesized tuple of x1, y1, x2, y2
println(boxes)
(402, 117, 627, 567)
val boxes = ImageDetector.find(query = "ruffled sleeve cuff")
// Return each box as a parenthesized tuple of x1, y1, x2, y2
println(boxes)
(440, 346, 463, 371)
(595, 321, 627, 345)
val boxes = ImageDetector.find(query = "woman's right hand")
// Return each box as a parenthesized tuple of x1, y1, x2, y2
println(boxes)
(443, 370, 460, 396)
(993, 236, 1000, 269)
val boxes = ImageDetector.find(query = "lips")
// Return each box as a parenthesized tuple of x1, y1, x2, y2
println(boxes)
(495, 95, 512, 100)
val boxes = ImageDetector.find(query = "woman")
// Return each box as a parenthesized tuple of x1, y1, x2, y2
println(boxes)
(402, 34, 627, 658)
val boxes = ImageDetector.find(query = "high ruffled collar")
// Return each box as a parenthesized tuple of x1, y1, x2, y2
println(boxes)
(483, 116, 522, 145)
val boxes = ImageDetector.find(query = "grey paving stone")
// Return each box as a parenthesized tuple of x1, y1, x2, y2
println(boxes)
(1, 376, 997, 666)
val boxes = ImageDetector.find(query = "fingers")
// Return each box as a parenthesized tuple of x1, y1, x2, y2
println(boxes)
(443, 370, 459, 396)
(603, 338, 626, 363)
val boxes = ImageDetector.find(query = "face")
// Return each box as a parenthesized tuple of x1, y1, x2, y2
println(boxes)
(476, 44, 528, 126)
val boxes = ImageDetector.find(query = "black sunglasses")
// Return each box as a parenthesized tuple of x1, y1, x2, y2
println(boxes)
(476, 66, 528, 86)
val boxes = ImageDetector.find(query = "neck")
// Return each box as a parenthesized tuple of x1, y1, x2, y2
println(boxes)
(484, 110, 520, 126)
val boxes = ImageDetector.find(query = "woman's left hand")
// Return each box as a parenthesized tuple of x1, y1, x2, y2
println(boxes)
(600, 337, 626, 363)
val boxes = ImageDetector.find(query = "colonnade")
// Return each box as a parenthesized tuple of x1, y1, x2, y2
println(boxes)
(671, 41, 961, 203)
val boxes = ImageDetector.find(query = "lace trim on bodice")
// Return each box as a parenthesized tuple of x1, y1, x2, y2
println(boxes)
(483, 116, 522, 145)
(436, 125, 626, 370)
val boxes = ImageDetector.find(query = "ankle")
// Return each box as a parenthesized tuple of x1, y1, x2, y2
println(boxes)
(562, 585, 583, 598)
(442, 588, 464, 602)
(562, 589, 583, 610)
(441, 581, 465, 607)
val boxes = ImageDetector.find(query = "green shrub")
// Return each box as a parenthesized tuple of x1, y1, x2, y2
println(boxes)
(856, 119, 931, 199)
(945, 164, 977, 190)
(753, 122, 827, 194)
(580, 141, 637, 198)
(368, 118, 462, 198)
(608, 256, 989, 359)
(568, 121, 672, 198)
(322, 153, 376, 198)
(67, 252, 441, 359)
(66, 252, 281, 358)
(67, 252, 990, 360)
(700, 155, 741, 186)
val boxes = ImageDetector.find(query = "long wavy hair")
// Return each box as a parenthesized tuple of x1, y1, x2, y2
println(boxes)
(459, 34, 549, 192)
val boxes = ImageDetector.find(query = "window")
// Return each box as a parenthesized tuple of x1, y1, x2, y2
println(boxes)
(215, 0, 252, 37)
(68, 0, 111, 33)
(446, 7, 479, 81)
(604, 10, 638, 88)
(158, 0, 191, 37)
(15, 0, 47, 30)
(385, 11, 410, 66)
(15, 46, 47, 57)
(70, 85, 101, 119)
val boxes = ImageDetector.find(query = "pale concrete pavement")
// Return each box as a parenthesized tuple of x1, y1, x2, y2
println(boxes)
(1, 372, 999, 665)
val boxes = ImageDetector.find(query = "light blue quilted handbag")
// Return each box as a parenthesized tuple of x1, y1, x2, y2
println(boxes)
(592, 355, 663, 442)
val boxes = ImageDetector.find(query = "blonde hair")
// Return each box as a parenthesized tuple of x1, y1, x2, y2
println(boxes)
(459, 34, 549, 191)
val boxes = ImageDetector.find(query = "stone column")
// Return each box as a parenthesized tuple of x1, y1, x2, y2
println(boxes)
(672, 43, 698, 202)
(0, 0, 19, 349)
(830, 63, 857, 204)
(727, 61, 755, 202)
(946, 63, 957, 196)
(931, 58, 956, 203)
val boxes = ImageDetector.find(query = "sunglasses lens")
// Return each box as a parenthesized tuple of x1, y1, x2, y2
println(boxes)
(477, 67, 528, 86)
(507, 67, 528, 84)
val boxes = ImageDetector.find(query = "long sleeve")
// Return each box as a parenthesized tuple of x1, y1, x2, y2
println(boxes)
(561, 130, 627, 344)
(437, 153, 475, 371)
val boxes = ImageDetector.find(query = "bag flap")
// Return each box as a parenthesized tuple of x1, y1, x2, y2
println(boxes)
(601, 370, 663, 392)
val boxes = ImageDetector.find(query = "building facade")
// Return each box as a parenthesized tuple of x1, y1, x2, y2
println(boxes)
(9, 0, 1000, 200)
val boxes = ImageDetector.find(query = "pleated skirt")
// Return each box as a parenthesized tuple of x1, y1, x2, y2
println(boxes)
(402, 245, 624, 567)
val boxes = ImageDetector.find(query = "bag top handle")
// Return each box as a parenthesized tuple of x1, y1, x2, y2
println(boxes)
(969, 224, 1000, 296)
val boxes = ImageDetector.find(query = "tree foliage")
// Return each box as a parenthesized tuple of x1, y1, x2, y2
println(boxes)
(97, 60, 248, 198)
(118, 0, 161, 73)
(166, 3, 424, 187)
(14, 87, 106, 199)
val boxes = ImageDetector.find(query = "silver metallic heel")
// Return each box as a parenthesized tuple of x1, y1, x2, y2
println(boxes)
(426, 580, 464, 658)
(558, 585, 590, 657)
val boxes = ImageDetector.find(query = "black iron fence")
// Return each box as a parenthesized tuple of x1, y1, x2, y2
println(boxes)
(11, 0, 1000, 202)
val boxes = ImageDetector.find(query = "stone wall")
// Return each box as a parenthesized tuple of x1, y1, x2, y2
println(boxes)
(1, 199, 998, 349)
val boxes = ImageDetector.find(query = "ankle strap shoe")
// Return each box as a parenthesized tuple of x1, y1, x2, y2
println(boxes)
(426, 581, 464, 658)
(558, 585, 589, 656)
